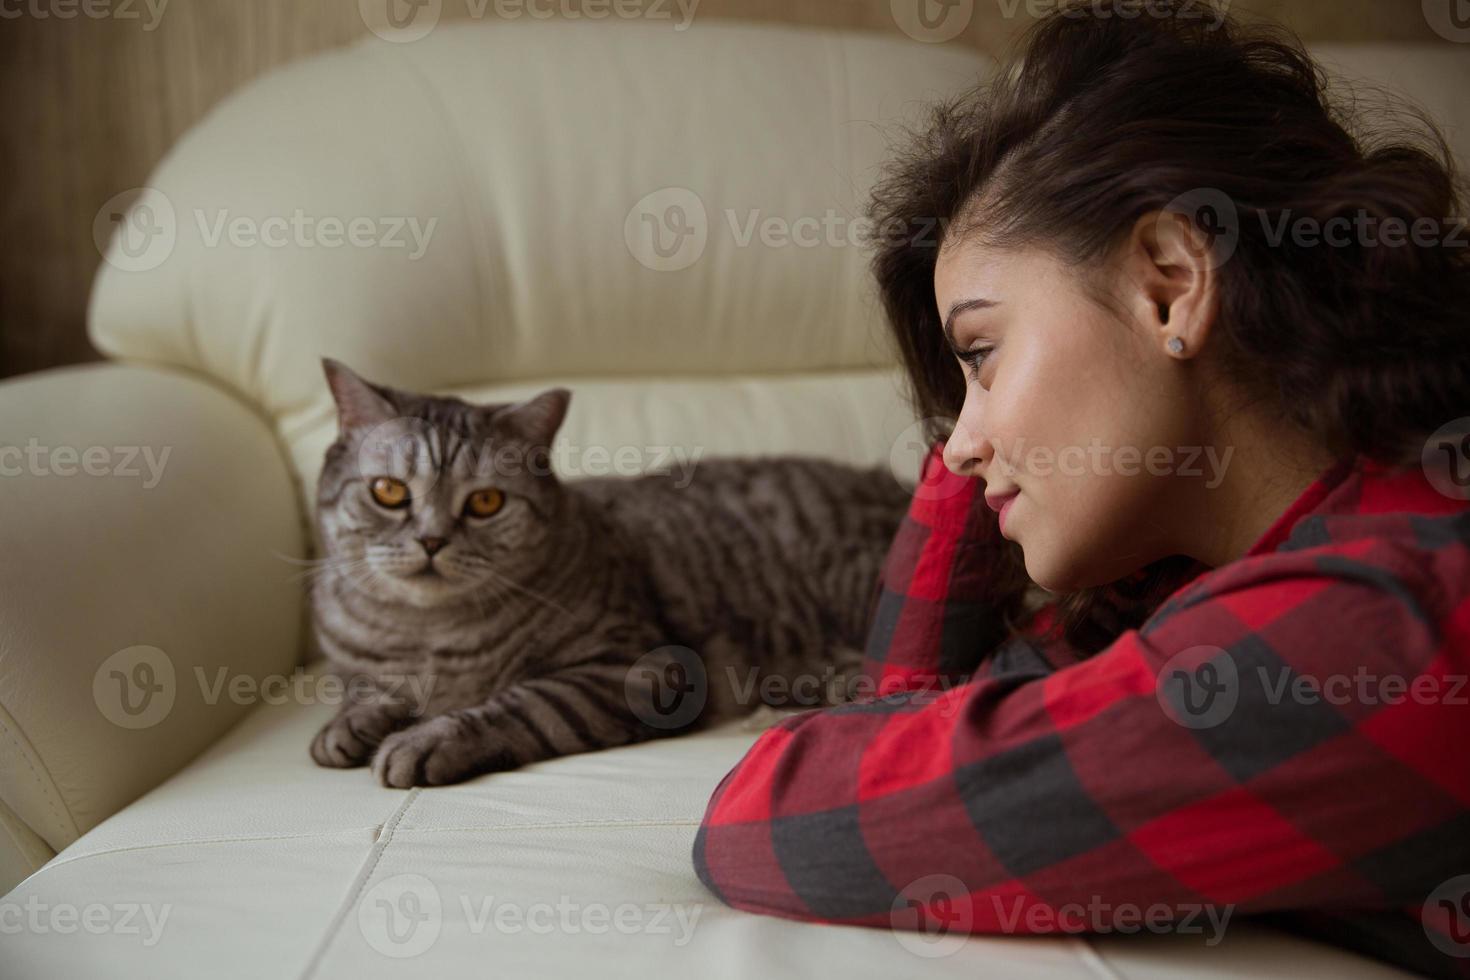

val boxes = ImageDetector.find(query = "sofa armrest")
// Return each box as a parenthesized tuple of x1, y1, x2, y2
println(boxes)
(0, 363, 307, 894)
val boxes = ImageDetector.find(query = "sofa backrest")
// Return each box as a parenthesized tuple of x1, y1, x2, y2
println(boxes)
(87, 20, 1470, 506)
(86, 20, 985, 498)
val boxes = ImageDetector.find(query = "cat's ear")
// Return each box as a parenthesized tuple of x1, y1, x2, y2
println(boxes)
(322, 358, 396, 431)
(493, 387, 571, 447)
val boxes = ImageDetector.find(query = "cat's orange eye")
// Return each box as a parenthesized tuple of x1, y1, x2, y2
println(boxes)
(369, 477, 410, 509)
(464, 488, 504, 519)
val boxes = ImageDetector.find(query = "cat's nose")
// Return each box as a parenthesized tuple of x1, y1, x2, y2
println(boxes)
(418, 537, 447, 557)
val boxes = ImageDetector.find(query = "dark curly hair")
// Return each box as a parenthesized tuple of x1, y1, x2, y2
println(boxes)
(866, 0, 1470, 654)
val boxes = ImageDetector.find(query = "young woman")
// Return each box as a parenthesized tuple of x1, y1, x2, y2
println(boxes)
(692, 3, 1470, 977)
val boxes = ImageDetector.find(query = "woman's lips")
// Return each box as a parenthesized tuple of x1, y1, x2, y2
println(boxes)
(985, 490, 1020, 535)
(998, 495, 1017, 536)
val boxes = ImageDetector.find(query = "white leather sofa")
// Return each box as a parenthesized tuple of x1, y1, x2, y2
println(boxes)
(2, 18, 1465, 978)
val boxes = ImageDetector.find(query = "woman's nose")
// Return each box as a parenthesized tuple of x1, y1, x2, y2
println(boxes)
(942, 414, 988, 479)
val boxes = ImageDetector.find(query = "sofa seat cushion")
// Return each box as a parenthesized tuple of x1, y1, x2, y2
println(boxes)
(3, 664, 1412, 979)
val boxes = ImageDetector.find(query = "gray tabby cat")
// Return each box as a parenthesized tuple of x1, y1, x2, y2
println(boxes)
(309, 359, 912, 788)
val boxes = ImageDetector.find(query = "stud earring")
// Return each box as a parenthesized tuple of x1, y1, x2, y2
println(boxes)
(1166, 336, 1185, 355)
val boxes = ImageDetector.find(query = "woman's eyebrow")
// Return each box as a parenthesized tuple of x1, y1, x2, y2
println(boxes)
(943, 298, 1000, 348)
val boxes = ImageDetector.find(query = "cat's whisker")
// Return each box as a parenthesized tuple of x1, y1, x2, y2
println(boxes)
(273, 551, 338, 568)
(449, 551, 572, 618)
(474, 562, 577, 617)
(333, 556, 385, 600)
(282, 552, 374, 586)
(467, 566, 530, 618)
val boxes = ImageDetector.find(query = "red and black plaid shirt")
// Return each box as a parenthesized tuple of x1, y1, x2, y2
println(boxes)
(694, 439, 1470, 978)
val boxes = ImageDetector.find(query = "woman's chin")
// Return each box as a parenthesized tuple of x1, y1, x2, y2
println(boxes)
(1023, 548, 1102, 595)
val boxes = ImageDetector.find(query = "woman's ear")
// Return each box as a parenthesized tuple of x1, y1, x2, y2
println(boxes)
(1123, 209, 1221, 360)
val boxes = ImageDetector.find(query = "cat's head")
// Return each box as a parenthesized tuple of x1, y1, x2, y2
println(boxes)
(315, 358, 571, 608)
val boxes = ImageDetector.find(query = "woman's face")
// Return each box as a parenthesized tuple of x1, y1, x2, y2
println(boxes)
(933, 238, 1207, 591)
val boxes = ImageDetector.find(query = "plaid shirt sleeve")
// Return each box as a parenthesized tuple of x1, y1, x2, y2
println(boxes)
(857, 438, 1039, 698)
(694, 443, 1470, 978)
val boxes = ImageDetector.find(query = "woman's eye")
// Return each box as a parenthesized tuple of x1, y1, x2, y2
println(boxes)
(464, 488, 505, 519)
(369, 477, 410, 509)
(956, 345, 994, 382)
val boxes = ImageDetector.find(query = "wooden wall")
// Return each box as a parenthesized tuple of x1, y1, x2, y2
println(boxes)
(0, 0, 1445, 378)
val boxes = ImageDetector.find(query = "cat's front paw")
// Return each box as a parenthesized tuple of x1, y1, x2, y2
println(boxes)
(372, 714, 516, 788)
(311, 705, 406, 769)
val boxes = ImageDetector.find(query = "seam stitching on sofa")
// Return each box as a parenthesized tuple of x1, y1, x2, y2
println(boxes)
(0, 705, 78, 847)
(297, 789, 421, 980)
(1075, 936, 1128, 980)
(28, 828, 384, 877)
(16, 819, 706, 886)
(0, 801, 52, 880)
(399, 819, 702, 833)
